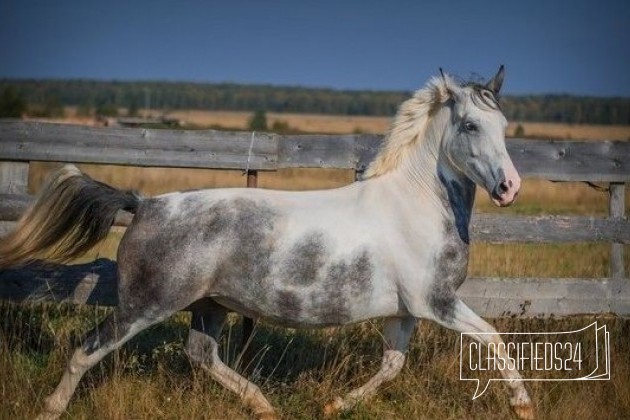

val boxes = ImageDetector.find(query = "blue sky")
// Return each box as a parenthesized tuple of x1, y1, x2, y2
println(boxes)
(1, 0, 628, 96)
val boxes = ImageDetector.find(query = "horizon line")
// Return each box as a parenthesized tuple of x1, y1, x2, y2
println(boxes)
(2, 76, 629, 99)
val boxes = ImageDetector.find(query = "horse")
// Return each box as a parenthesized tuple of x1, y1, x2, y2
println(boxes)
(0, 66, 533, 419)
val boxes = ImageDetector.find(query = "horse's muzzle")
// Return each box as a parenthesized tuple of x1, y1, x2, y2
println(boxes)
(491, 163, 521, 207)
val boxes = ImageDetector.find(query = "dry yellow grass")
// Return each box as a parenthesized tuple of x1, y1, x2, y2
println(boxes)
(1, 303, 628, 419)
(507, 121, 630, 140)
(166, 110, 393, 134)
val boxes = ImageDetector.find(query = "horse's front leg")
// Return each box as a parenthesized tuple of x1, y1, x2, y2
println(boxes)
(323, 316, 416, 415)
(427, 295, 534, 419)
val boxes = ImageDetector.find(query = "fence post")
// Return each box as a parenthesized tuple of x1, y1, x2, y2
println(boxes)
(0, 161, 29, 236)
(247, 171, 257, 189)
(609, 183, 626, 298)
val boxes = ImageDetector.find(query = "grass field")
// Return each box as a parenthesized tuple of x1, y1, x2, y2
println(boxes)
(2, 304, 628, 420)
(58, 106, 630, 140)
(3, 115, 630, 419)
(164, 109, 630, 139)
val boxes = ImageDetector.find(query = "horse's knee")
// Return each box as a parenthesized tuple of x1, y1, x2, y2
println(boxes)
(66, 348, 92, 374)
(185, 329, 218, 366)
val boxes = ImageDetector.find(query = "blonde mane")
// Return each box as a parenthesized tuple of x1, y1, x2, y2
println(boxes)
(364, 76, 451, 179)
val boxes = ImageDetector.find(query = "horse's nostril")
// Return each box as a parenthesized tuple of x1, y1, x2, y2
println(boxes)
(508, 180, 513, 188)
(499, 181, 509, 193)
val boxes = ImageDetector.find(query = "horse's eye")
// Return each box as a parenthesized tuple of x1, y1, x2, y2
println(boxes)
(464, 122, 477, 132)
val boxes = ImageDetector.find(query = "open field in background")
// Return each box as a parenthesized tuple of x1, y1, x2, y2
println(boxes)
(505, 121, 630, 141)
(168, 110, 393, 135)
(4, 117, 630, 418)
(57, 106, 630, 139)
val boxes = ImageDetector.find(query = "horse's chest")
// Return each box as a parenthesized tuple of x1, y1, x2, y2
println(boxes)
(434, 235, 469, 289)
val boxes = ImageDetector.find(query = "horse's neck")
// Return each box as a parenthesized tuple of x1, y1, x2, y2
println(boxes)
(381, 120, 476, 245)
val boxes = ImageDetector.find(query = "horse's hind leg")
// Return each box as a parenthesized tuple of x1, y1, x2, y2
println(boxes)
(185, 299, 277, 420)
(238, 316, 257, 372)
(37, 308, 170, 419)
(324, 316, 416, 415)
(429, 296, 534, 420)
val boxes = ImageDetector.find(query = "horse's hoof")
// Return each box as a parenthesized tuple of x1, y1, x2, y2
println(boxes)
(257, 411, 279, 420)
(34, 412, 61, 420)
(323, 397, 345, 417)
(513, 404, 535, 420)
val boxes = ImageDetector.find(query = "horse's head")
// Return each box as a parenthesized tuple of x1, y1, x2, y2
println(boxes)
(439, 66, 520, 207)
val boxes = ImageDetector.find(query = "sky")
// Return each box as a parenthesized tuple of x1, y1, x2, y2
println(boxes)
(0, 0, 629, 96)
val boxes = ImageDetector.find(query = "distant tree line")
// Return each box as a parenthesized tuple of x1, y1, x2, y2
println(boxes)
(1, 79, 629, 125)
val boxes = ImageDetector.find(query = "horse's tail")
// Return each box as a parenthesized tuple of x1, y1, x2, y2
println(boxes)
(0, 165, 140, 269)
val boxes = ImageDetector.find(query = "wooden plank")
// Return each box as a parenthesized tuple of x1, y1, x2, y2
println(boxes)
(507, 138, 630, 182)
(354, 134, 382, 174)
(1, 258, 628, 316)
(0, 161, 29, 194)
(471, 214, 630, 244)
(279, 134, 357, 168)
(0, 140, 276, 170)
(459, 277, 630, 317)
(0, 121, 278, 154)
(0, 122, 278, 170)
(1, 122, 630, 180)
(609, 183, 626, 285)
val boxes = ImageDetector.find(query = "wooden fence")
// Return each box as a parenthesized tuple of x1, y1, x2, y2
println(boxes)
(0, 120, 628, 317)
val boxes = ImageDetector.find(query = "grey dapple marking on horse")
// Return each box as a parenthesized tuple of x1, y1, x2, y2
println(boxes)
(0, 66, 533, 420)
(281, 231, 326, 286)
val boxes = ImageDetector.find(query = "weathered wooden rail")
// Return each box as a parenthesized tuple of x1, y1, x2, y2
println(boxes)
(0, 120, 628, 317)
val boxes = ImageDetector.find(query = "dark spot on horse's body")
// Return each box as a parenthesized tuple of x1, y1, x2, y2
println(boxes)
(428, 281, 456, 323)
(281, 232, 325, 286)
(117, 196, 279, 314)
(117, 198, 183, 310)
(429, 168, 475, 323)
(211, 198, 279, 304)
(428, 219, 470, 324)
(438, 170, 475, 244)
(275, 290, 302, 319)
(311, 250, 374, 324)
(274, 231, 374, 325)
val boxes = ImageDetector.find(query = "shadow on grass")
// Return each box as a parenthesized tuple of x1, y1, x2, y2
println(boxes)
(0, 301, 386, 386)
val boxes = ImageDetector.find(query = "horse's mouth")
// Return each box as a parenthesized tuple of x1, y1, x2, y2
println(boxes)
(490, 190, 519, 207)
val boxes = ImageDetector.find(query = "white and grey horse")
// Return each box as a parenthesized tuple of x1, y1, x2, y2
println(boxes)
(0, 67, 533, 419)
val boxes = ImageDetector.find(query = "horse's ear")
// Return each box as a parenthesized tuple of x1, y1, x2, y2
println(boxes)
(438, 68, 461, 102)
(486, 65, 505, 95)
